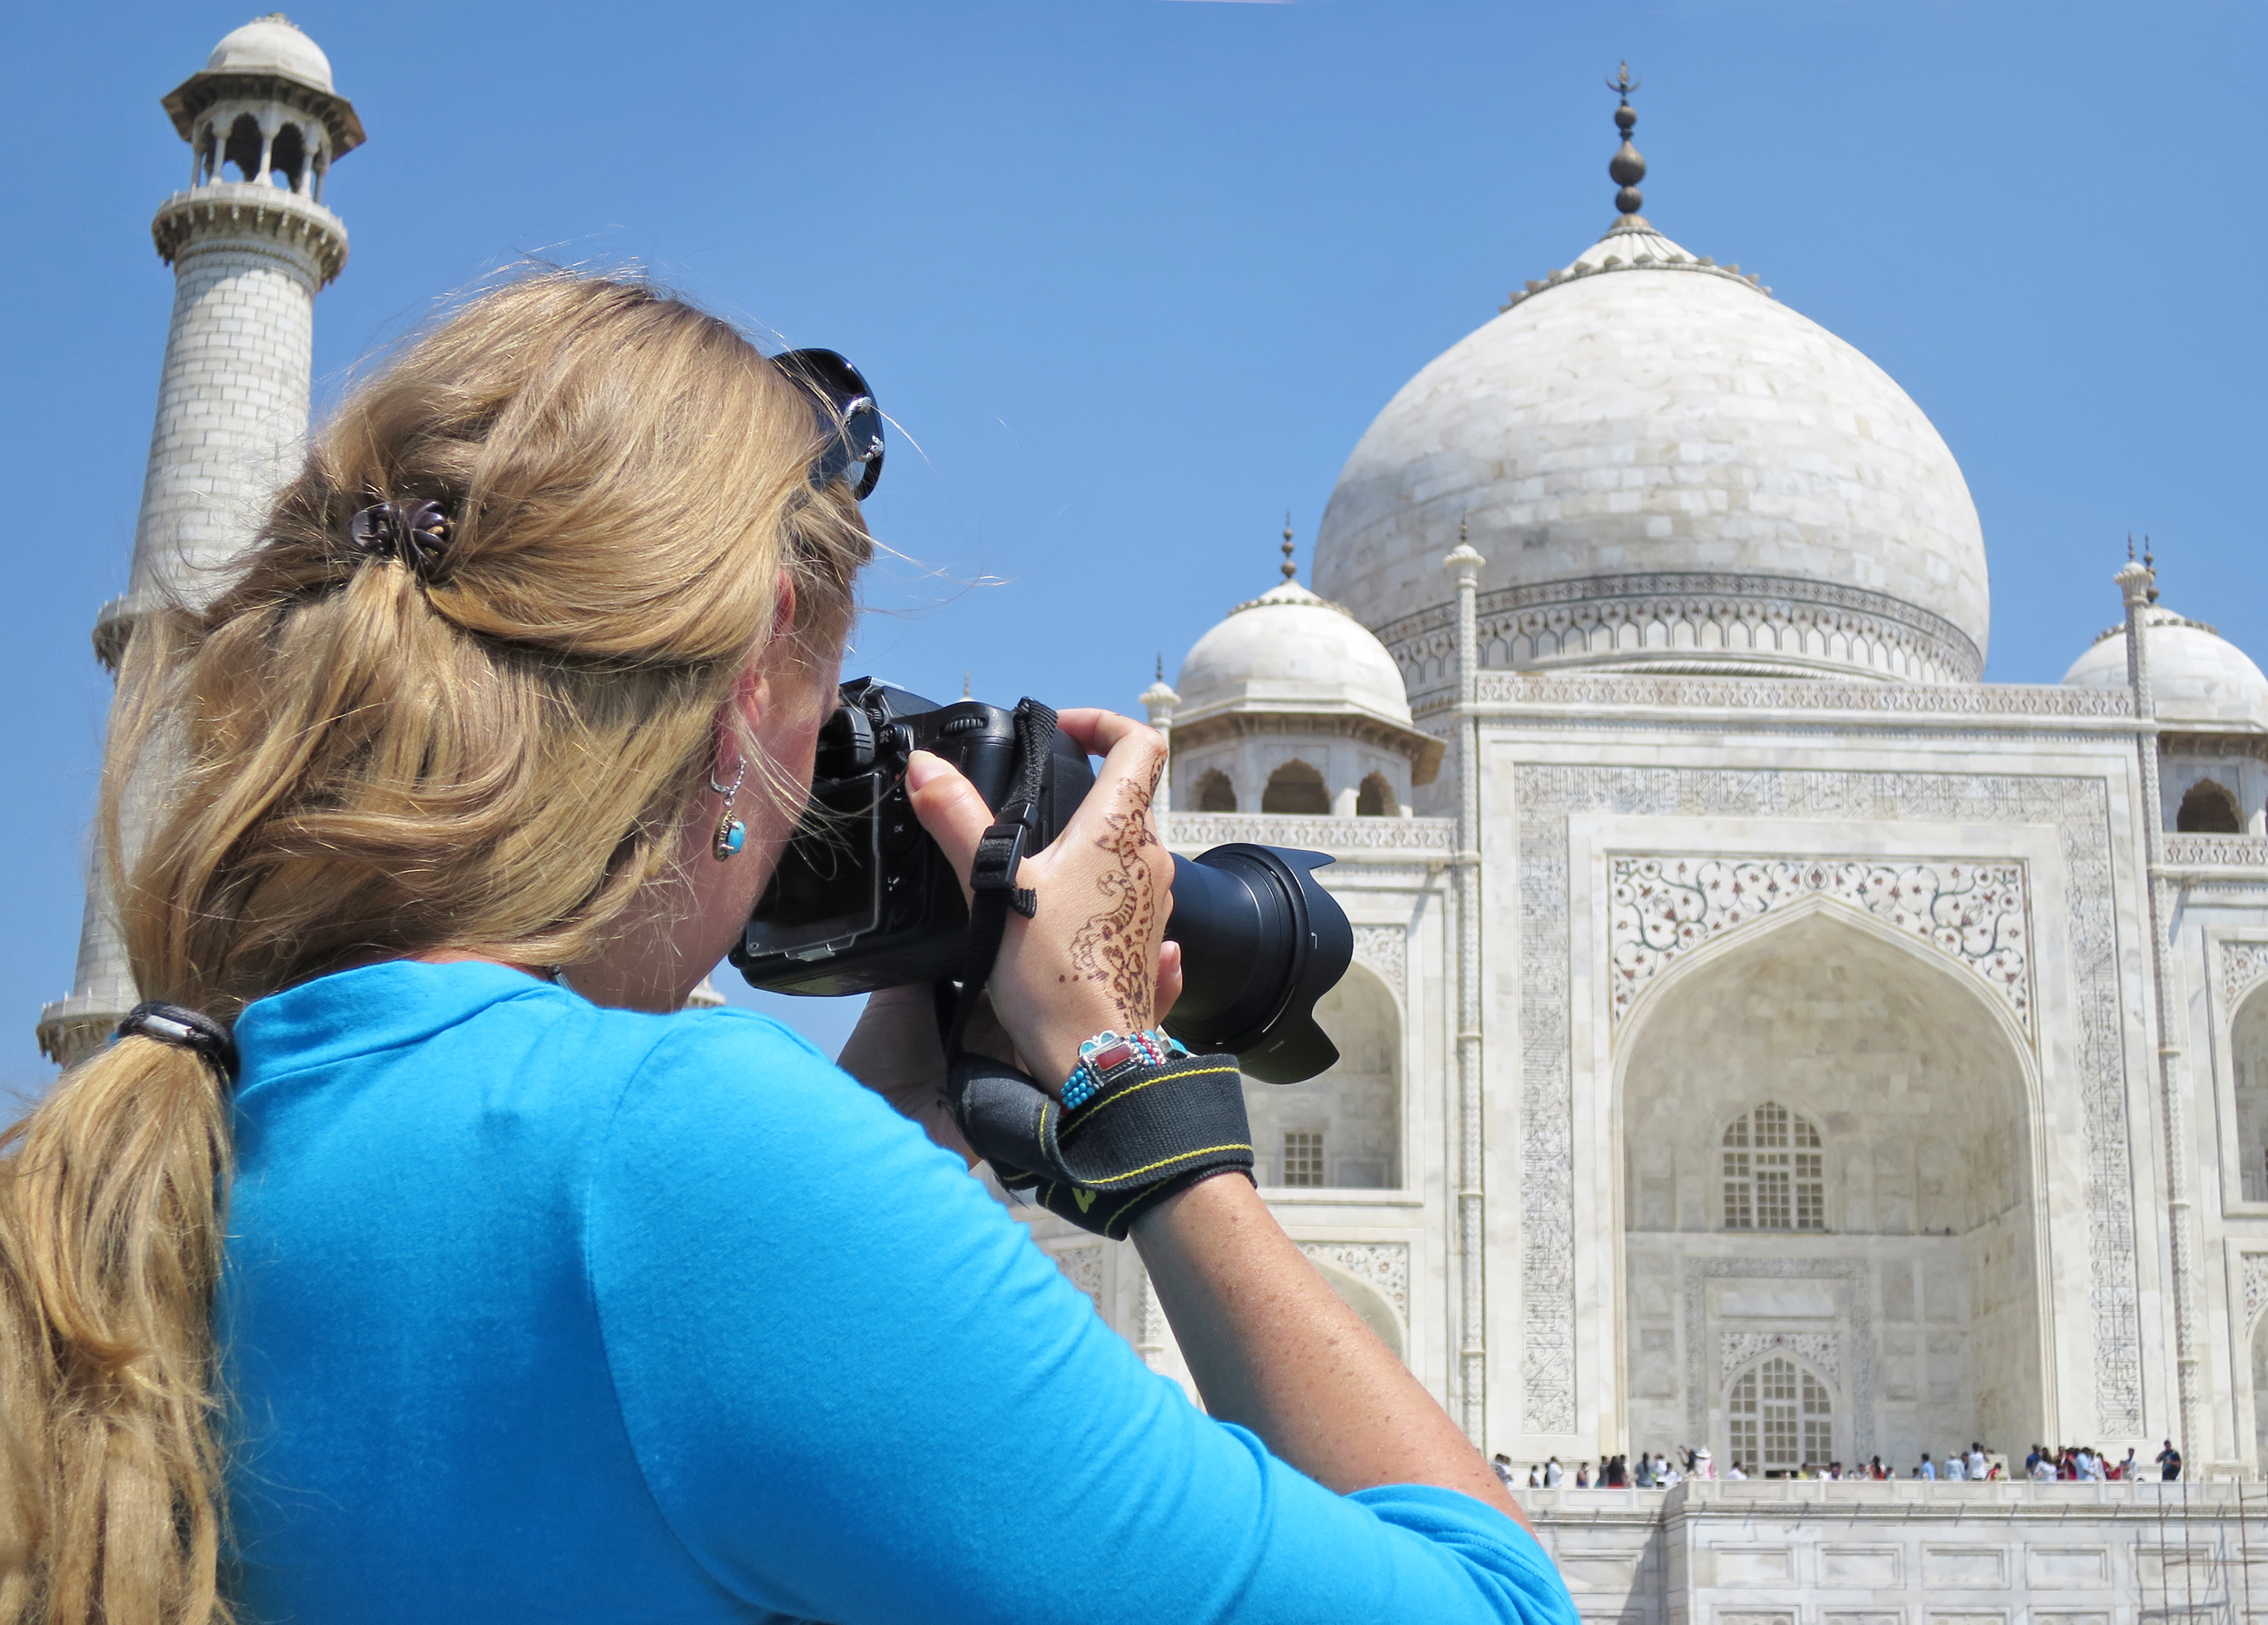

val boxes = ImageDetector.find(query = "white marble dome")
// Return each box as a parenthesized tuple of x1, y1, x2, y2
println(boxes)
(2061, 605, 2268, 731)
(207, 14, 335, 91)
(1174, 577, 1414, 729)
(1313, 220, 1991, 684)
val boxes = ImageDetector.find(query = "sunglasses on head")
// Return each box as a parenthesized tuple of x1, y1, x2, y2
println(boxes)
(772, 348, 885, 502)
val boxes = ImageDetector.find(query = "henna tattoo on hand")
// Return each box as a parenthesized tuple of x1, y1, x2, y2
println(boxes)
(1066, 770, 1162, 1025)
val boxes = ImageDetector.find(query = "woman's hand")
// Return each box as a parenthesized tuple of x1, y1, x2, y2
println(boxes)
(838, 985, 1093, 1165)
(904, 709, 1180, 1089)
(835, 986, 975, 1166)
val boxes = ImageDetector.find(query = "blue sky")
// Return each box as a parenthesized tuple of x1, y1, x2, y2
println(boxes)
(4, 0, 2263, 1092)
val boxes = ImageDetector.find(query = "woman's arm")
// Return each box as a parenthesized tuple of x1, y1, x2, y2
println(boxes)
(591, 1019, 1571, 1625)
(1135, 1174, 1529, 1527)
(905, 710, 1527, 1527)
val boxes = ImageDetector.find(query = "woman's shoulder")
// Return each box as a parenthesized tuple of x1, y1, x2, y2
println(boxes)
(607, 1001, 911, 1156)
(644, 1000, 831, 1066)
(235, 961, 870, 1146)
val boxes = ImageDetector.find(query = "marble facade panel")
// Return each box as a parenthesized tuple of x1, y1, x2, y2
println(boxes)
(1503, 759, 2138, 1453)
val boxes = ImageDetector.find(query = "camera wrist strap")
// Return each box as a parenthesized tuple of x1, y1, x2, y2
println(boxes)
(939, 700, 1255, 1240)
(940, 698, 1055, 1060)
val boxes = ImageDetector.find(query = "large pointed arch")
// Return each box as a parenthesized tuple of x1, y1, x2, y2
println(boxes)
(1611, 900, 2052, 1465)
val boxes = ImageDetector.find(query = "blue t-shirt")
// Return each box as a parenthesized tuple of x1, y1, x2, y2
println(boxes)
(222, 962, 1572, 1624)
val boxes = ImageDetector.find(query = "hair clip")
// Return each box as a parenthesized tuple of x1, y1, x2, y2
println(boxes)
(347, 497, 453, 579)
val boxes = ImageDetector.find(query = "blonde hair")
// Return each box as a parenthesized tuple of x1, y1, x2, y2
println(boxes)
(0, 273, 869, 1622)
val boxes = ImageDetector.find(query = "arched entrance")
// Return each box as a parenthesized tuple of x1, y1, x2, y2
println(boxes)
(1618, 905, 2044, 1471)
(1726, 1353, 1836, 1474)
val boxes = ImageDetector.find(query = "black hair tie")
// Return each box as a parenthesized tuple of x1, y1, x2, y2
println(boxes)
(347, 498, 452, 580)
(115, 1002, 240, 1084)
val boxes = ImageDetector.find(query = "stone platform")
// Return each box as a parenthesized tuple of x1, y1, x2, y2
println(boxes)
(1520, 1479, 2268, 1624)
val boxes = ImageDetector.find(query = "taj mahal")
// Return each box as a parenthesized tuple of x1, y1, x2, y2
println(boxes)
(44, 18, 2268, 1617)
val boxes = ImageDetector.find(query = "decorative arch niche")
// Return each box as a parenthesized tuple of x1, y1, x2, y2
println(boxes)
(2179, 778, 2244, 834)
(1192, 768, 1236, 813)
(1261, 759, 1330, 815)
(2253, 1305, 2268, 1473)
(222, 113, 264, 183)
(269, 121, 308, 190)
(1356, 770, 1395, 817)
(2233, 984, 2268, 1204)
(1617, 905, 2046, 1467)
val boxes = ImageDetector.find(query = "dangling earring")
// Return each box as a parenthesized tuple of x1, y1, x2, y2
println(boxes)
(709, 757, 748, 861)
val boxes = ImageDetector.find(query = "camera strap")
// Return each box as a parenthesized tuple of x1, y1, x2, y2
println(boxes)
(941, 698, 1057, 1059)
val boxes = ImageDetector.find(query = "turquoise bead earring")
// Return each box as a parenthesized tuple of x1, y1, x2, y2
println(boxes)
(709, 757, 748, 862)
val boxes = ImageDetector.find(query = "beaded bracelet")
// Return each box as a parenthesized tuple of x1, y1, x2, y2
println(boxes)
(1060, 1027, 1188, 1110)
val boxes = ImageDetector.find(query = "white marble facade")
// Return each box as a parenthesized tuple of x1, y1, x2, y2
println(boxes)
(1027, 153, 2268, 1574)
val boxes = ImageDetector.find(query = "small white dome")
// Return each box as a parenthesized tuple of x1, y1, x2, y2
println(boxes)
(1175, 578, 1413, 729)
(207, 14, 334, 91)
(2061, 605, 2268, 730)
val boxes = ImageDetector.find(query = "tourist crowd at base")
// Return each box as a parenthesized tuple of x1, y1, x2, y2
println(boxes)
(1491, 1441, 2188, 1490)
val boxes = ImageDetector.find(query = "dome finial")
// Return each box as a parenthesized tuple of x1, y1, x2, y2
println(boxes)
(1281, 511, 1297, 582)
(1606, 62, 1648, 229)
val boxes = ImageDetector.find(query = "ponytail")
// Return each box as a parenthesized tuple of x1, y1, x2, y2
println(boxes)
(0, 1033, 234, 1624)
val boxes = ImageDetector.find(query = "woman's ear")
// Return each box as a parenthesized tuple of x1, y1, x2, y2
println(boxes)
(723, 657, 771, 768)
(774, 568, 798, 642)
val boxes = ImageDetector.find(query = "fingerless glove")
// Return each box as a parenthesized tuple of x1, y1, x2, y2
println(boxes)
(947, 1051, 1253, 1239)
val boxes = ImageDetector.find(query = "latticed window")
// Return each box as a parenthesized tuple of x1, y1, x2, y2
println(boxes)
(1722, 1101, 1824, 1230)
(1282, 1131, 1325, 1188)
(1726, 1357, 1832, 1472)
(1802, 1368, 1833, 1463)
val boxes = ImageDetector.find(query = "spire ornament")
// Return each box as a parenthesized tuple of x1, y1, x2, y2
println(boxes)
(1607, 62, 1648, 229)
(1281, 512, 1297, 582)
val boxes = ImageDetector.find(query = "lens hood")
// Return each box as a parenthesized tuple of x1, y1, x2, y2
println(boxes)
(1162, 845, 1354, 1085)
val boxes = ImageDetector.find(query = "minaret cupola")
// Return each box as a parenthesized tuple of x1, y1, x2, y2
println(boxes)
(162, 13, 364, 210)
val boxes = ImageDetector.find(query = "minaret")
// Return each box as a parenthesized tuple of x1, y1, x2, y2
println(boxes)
(36, 15, 361, 1066)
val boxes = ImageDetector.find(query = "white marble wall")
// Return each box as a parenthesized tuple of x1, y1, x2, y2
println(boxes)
(1481, 717, 2159, 1464)
(1522, 1479, 2265, 1624)
(1145, 683, 2268, 1485)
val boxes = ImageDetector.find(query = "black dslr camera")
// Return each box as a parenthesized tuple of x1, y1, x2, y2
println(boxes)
(730, 678, 1353, 1083)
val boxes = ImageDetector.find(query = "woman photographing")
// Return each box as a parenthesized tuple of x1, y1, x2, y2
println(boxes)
(0, 275, 1573, 1625)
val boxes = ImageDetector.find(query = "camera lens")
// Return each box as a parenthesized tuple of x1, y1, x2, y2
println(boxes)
(1162, 845, 1353, 1085)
